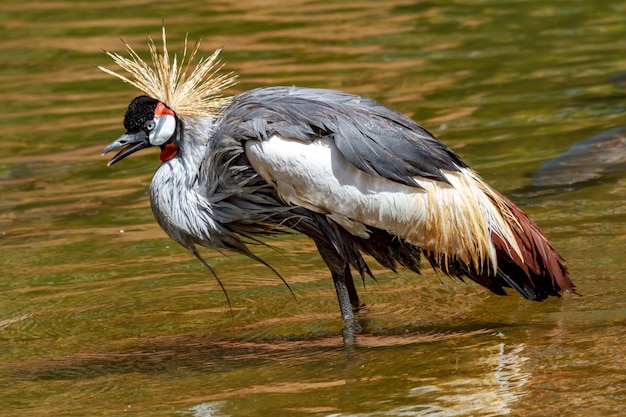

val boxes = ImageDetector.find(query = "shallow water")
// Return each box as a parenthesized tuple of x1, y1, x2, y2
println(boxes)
(1, 1, 625, 416)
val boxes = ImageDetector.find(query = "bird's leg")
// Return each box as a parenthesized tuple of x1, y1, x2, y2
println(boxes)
(332, 264, 361, 345)
(332, 264, 362, 344)
(343, 263, 362, 311)
(313, 242, 362, 343)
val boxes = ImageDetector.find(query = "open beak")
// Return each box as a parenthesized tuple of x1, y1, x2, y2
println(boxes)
(102, 131, 151, 166)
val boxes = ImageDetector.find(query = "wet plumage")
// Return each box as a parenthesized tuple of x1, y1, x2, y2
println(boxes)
(99, 29, 575, 338)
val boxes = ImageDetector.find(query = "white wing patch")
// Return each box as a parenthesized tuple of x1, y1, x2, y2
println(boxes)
(245, 135, 521, 274)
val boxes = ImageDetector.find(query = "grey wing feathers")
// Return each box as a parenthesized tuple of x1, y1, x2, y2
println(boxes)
(219, 86, 466, 187)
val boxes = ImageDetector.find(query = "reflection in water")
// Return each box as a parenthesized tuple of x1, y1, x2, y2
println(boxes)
(186, 401, 227, 417)
(422, 343, 529, 417)
(0, 313, 33, 329)
(377, 344, 528, 417)
(178, 342, 530, 417)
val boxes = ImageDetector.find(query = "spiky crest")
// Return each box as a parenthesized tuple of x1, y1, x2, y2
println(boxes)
(97, 27, 237, 118)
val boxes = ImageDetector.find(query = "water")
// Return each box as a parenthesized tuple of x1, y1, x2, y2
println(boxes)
(1, 0, 625, 416)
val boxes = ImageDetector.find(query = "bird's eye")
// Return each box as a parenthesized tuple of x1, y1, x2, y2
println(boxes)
(145, 121, 156, 131)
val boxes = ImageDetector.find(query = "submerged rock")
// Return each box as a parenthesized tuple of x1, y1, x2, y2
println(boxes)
(532, 127, 626, 187)
(608, 71, 626, 88)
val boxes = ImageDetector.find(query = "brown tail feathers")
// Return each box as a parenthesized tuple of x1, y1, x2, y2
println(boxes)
(488, 189, 575, 300)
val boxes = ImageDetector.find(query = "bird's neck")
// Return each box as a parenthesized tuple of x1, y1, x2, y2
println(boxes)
(174, 117, 215, 173)
(149, 117, 221, 245)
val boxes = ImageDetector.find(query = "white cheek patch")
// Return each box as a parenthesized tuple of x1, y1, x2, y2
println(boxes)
(149, 114, 176, 146)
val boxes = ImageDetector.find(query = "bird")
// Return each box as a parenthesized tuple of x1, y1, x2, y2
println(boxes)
(98, 28, 575, 340)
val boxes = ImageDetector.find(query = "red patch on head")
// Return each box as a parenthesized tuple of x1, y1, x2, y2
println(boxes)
(160, 143, 178, 162)
(155, 102, 175, 117)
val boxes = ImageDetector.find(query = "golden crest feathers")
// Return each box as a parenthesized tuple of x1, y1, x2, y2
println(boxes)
(97, 27, 237, 118)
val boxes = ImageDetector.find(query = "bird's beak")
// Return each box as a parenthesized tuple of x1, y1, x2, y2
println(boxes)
(102, 131, 151, 166)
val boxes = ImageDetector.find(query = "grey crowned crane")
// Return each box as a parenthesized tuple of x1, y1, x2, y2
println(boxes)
(99, 29, 575, 340)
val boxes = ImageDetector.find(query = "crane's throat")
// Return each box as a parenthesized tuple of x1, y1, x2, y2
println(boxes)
(160, 143, 179, 162)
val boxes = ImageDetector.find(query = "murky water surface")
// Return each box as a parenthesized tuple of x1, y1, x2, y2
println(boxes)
(1, 1, 625, 416)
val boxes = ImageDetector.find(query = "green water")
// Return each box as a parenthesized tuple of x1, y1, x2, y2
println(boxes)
(1, 1, 625, 416)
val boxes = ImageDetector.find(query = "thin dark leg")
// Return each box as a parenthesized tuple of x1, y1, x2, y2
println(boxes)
(332, 266, 362, 344)
(314, 243, 362, 344)
(342, 263, 362, 310)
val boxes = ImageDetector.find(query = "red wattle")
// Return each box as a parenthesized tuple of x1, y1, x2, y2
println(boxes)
(160, 143, 178, 162)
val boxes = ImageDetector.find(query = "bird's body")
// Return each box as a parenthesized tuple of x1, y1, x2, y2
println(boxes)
(100, 30, 574, 339)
